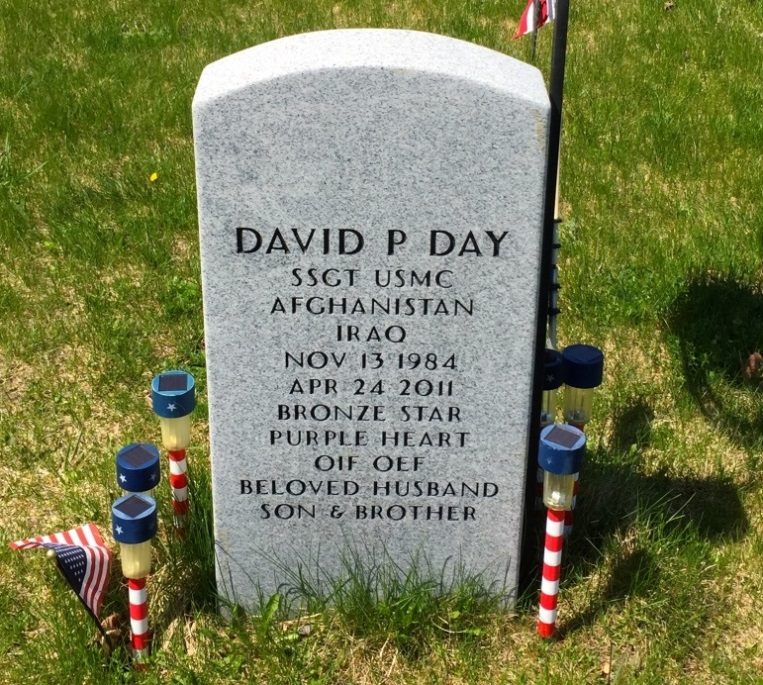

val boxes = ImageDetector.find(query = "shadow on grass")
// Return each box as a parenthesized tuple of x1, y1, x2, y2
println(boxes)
(667, 272, 763, 450)
(520, 381, 749, 638)
(609, 396, 654, 455)
(578, 452, 748, 546)
(561, 548, 656, 635)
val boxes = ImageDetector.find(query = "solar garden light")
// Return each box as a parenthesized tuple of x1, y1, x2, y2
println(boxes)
(537, 349, 565, 509)
(537, 424, 585, 639)
(151, 370, 196, 451)
(561, 344, 604, 430)
(560, 344, 603, 536)
(112, 493, 157, 665)
(151, 370, 195, 535)
(116, 444, 161, 495)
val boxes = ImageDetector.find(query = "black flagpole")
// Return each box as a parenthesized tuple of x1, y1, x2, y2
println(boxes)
(531, 0, 540, 61)
(521, 0, 571, 591)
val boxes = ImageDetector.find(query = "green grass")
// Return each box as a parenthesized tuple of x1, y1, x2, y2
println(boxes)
(2, 0, 763, 682)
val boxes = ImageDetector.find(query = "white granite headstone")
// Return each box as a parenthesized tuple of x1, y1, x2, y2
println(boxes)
(193, 29, 550, 608)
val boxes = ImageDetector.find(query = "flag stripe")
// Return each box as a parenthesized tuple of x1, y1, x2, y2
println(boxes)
(85, 546, 111, 616)
(82, 548, 96, 611)
(96, 546, 113, 615)
(514, 0, 556, 39)
(82, 523, 98, 546)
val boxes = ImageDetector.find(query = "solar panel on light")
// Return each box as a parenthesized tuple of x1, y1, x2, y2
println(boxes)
(121, 445, 155, 468)
(158, 374, 187, 392)
(545, 426, 579, 449)
(115, 495, 152, 519)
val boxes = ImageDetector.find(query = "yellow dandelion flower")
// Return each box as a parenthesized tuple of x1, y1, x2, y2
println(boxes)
(150, 172, 158, 182)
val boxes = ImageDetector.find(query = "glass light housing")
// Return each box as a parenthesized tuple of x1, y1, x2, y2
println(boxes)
(120, 540, 152, 579)
(563, 386, 594, 428)
(160, 415, 191, 451)
(541, 388, 557, 428)
(543, 471, 577, 511)
(561, 345, 604, 429)
(541, 349, 564, 429)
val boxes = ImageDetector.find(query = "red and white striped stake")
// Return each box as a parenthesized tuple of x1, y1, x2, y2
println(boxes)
(168, 449, 189, 535)
(128, 577, 150, 663)
(538, 507, 565, 638)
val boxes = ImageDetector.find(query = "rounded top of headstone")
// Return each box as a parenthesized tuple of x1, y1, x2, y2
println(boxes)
(543, 349, 564, 390)
(111, 494, 157, 544)
(116, 443, 160, 492)
(151, 370, 195, 418)
(561, 344, 604, 389)
(539, 424, 585, 475)
(193, 29, 549, 114)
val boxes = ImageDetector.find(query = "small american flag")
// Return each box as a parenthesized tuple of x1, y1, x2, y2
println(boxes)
(514, 0, 556, 39)
(9, 523, 113, 621)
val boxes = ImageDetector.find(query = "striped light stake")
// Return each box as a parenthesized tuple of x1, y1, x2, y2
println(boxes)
(151, 371, 195, 536)
(538, 508, 565, 638)
(112, 493, 158, 666)
(537, 423, 586, 638)
(537, 349, 565, 509)
(561, 345, 604, 537)
(128, 578, 149, 660)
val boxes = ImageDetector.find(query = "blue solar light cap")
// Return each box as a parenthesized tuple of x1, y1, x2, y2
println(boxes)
(562, 344, 604, 389)
(111, 494, 158, 544)
(116, 443, 160, 492)
(151, 370, 195, 418)
(539, 424, 586, 475)
(543, 349, 564, 391)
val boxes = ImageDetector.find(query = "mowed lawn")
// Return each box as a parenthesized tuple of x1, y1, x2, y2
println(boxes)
(1, 0, 762, 683)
